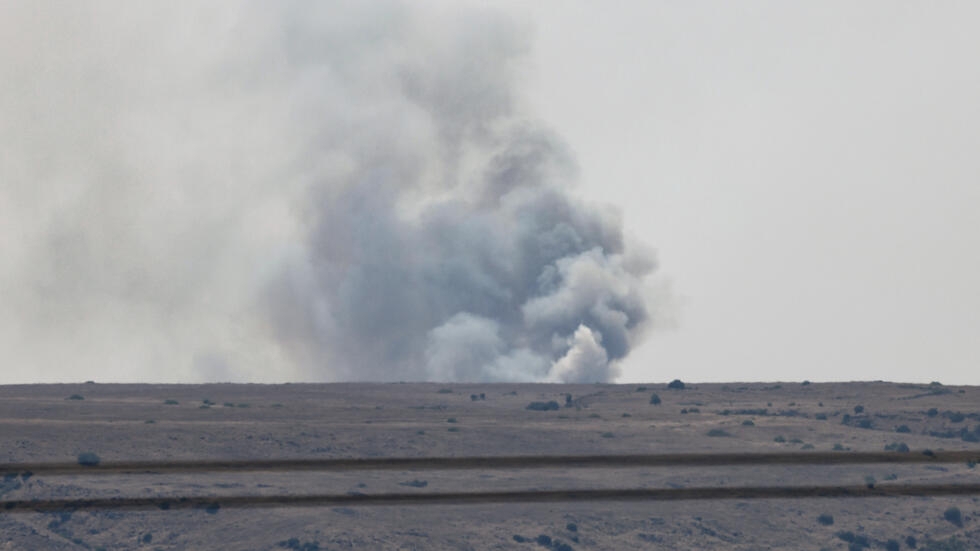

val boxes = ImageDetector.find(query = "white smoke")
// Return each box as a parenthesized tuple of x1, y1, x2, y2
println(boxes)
(0, 1, 659, 383)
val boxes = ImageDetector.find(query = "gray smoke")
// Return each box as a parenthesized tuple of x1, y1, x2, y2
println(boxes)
(0, 2, 657, 383)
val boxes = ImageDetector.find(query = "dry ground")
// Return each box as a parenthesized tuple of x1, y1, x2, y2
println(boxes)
(1, 381, 979, 549)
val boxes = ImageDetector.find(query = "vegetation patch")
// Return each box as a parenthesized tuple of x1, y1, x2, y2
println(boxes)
(77, 452, 101, 466)
(943, 506, 963, 528)
(884, 442, 910, 452)
(921, 536, 967, 551)
(717, 408, 768, 416)
(928, 425, 980, 443)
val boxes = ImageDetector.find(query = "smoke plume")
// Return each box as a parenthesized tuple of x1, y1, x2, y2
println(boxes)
(0, 2, 657, 383)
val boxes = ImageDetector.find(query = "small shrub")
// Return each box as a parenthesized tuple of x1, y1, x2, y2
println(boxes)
(943, 506, 963, 527)
(947, 412, 966, 423)
(191, 501, 221, 514)
(706, 429, 730, 437)
(142, 533, 153, 544)
(67, 394, 84, 401)
(774, 435, 786, 443)
(896, 425, 911, 433)
(601, 432, 615, 438)
(741, 419, 755, 426)
(437, 388, 453, 394)
(667, 379, 685, 390)
(447, 427, 459, 432)
(236, 403, 250, 408)
(857, 419, 873, 429)
(621, 413, 631, 418)
(164, 399, 179, 405)
(446, 417, 457, 423)
(833, 443, 846, 451)
(526, 401, 560, 411)
(77, 452, 101, 466)
(837, 531, 856, 543)
(905, 535, 917, 548)
(789, 438, 803, 444)
(802, 380, 811, 385)
(144, 419, 155, 424)
(588, 413, 601, 418)
(854, 405, 864, 414)
(636, 386, 647, 392)
(536, 534, 552, 546)
(223, 402, 235, 407)
(817, 514, 834, 525)
(513, 535, 526, 543)
(801, 443, 814, 449)
(566, 522, 578, 532)
(649, 393, 661, 405)
(815, 413, 827, 420)
(927, 408, 939, 417)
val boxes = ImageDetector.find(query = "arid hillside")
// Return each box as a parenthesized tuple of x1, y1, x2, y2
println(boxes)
(1, 381, 978, 550)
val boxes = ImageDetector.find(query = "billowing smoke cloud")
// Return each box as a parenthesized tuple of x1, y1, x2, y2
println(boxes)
(0, 1, 658, 383)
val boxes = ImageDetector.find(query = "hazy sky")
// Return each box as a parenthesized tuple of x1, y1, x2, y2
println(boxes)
(505, 2, 980, 384)
(2, 2, 979, 384)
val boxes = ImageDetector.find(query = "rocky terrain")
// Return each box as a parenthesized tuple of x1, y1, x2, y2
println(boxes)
(1, 381, 978, 549)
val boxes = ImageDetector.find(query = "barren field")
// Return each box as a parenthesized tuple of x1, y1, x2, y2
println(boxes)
(1, 381, 979, 550)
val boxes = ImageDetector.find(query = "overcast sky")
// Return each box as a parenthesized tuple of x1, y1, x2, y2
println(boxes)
(506, 1, 980, 384)
(2, 2, 979, 384)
